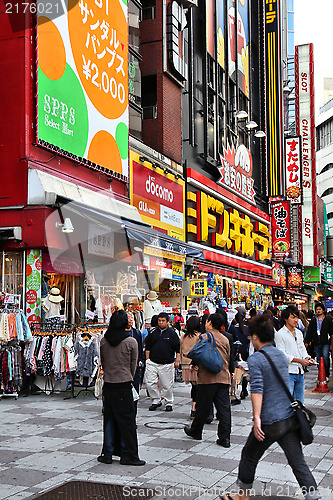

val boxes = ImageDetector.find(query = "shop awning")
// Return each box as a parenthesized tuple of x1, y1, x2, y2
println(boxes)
(125, 227, 204, 259)
(27, 168, 143, 224)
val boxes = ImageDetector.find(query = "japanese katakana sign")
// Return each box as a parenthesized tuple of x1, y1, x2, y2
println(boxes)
(271, 200, 291, 259)
(218, 142, 255, 204)
(37, 0, 128, 176)
(285, 136, 302, 204)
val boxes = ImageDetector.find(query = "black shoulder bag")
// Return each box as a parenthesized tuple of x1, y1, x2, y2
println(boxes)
(259, 349, 316, 445)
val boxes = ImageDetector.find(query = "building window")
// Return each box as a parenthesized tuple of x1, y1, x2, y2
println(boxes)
(218, 98, 225, 153)
(317, 118, 333, 150)
(207, 55, 215, 89)
(218, 65, 225, 99)
(322, 187, 333, 198)
(0, 251, 24, 297)
(129, 0, 141, 53)
(142, 75, 157, 119)
(129, 104, 142, 140)
(319, 163, 333, 175)
(129, 52, 141, 108)
(142, 0, 155, 20)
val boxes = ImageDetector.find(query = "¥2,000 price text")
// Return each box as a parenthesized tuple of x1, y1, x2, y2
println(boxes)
(5, 2, 60, 14)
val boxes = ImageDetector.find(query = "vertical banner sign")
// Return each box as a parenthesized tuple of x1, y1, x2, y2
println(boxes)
(272, 261, 281, 285)
(228, 0, 236, 80)
(37, 0, 129, 176)
(295, 44, 318, 266)
(206, 0, 215, 57)
(217, 0, 225, 69)
(237, 0, 249, 97)
(264, 0, 284, 197)
(271, 200, 291, 259)
(285, 136, 302, 204)
(286, 264, 303, 289)
(323, 202, 333, 283)
(26, 250, 42, 326)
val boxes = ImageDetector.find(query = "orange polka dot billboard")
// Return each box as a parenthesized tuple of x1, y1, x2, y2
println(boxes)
(37, 0, 128, 176)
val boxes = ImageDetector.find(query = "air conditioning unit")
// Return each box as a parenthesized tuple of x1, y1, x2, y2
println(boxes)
(0, 227, 22, 240)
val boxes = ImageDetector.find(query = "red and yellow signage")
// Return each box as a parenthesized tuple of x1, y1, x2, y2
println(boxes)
(265, 0, 284, 197)
(129, 151, 185, 241)
(285, 136, 302, 204)
(218, 142, 255, 204)
(187, 189, 270, 261)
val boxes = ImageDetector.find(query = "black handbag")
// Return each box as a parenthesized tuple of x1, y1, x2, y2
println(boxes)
(187, 331, 224, 374)
(259, 350, 316, 445)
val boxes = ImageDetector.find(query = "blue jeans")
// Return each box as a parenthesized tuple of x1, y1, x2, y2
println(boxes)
(237, 416, 319, 500)
(289, 373, 305, 404)
(314, 344, 330, 378)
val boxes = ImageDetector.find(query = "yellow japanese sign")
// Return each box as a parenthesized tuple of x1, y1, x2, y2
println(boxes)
(187, 190, 271, 261)
(172, 262, 183, 280)
(190, 280, 208, 297)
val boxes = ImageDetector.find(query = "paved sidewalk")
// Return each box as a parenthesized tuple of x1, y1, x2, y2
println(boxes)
(0, 366, 332, 500)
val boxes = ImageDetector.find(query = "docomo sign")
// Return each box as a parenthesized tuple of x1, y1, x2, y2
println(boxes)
(146, 176, 174, 203)
(296, 44, 318, 266)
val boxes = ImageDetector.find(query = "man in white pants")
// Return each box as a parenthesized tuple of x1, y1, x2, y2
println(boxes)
(145, 313, 180, 412)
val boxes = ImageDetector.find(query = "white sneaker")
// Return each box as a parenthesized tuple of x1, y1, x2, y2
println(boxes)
(326, 377, 329, 382)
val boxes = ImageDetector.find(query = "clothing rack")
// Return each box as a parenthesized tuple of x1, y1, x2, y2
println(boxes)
(67, 324, 104, 399)
(0, 342, 21, 399)
(25, 324, 76, 397)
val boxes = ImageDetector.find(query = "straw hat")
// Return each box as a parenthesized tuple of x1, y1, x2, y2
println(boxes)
(147, 290, 158, 301)
(128, 296, 140, 305)
(48, 287, 64, 303)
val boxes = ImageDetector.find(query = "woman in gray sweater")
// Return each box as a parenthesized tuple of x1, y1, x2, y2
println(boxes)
(98, 310, 145, 466)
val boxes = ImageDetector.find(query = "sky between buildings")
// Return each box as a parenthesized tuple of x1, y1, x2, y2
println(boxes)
(294, 0, 333, 112)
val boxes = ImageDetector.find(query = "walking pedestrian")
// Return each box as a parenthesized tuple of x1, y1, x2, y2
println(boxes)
(145, 312, 180, 412)
(98, 310, 145, 466)
(184, 313, 231, 447)
(180, 316, 201, 419)
(220, 313, 319, 500)
(275, 306, 316, 404)
(305, 302, 333, 381)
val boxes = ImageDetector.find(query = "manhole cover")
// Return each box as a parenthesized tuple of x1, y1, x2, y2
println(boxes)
(145, 420, 187, 429)
(308, 407, 332, 417)
(34, 481, 155, 500)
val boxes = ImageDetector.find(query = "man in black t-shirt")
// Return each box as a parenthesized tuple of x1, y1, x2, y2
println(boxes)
(145, 312, 180, 412)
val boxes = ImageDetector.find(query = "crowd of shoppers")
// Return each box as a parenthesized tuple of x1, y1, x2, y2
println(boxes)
(97, 298, 332, 500)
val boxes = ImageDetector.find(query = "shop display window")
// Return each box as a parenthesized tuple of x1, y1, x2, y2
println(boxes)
(0, 251, 24, 297)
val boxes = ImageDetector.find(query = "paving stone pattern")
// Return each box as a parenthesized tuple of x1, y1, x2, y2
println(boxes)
(0, 366, 332, 500)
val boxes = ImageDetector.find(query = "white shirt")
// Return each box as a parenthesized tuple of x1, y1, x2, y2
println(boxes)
(143, 299, 161, 322)
(41, 297, 61, 318)
(275, 325, 309, 374)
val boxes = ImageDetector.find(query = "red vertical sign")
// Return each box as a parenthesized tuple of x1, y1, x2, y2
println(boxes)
(271, 200, 291, 259)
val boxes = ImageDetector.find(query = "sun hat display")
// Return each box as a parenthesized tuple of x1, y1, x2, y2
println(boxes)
(147, 290, 158, 301)
(48, 287, 64, 303)
(128, 296, 140, 305)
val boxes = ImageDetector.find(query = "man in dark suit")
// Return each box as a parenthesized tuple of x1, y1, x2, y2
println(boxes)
(305, 302, 333, 380)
